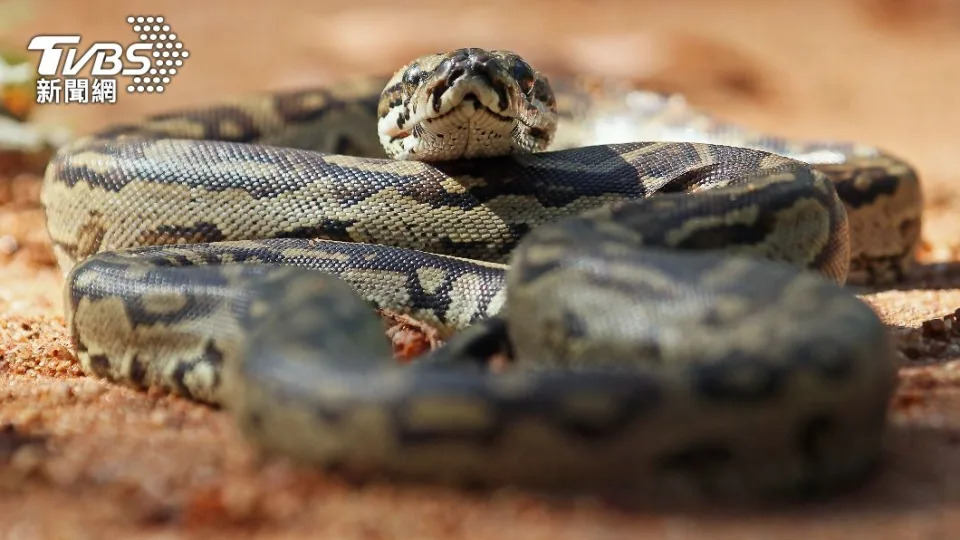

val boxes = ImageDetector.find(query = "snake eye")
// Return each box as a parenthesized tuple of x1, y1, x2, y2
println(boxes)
(511, 59, 536, 94)
(402, 64, 423, 86)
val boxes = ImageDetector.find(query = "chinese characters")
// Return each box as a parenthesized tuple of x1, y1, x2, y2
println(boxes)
(36, 78, 117, 104)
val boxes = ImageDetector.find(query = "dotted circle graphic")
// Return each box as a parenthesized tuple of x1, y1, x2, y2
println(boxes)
(125, 15, 188, 94)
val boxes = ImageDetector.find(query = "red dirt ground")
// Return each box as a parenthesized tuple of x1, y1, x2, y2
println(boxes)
(1, 1, 959, 537)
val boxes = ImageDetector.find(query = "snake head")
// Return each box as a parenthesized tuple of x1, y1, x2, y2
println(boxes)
(377, 48, 558, 161)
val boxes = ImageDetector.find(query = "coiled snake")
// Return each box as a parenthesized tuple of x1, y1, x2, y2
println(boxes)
(42, 48, 922, 501)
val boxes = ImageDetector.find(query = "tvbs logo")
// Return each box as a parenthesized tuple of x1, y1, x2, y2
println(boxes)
(27, 16, 189, 104)
(29, 35, 152, 77)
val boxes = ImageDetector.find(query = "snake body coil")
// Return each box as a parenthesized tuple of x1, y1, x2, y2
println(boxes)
(43, 49, 921, 501)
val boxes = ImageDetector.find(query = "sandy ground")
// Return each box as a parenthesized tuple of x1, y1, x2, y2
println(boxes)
(1, 0, 960, 537)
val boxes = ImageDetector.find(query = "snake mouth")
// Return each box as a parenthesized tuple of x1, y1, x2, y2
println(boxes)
(386, 104, 520, 151)
(424, 92, 516, 125)
(387, 95, 516, 143)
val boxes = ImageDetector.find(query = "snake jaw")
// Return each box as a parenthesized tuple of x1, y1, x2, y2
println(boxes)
(377, 48, 558, 161)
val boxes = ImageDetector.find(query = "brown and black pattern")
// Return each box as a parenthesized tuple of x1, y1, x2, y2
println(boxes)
(45, 139, 834, 268)
(43, 48, 916, 504)
(549, 79, 922, 285)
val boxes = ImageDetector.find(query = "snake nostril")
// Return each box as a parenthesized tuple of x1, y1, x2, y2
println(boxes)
(447, 66, 465, 83)
(448, 49, 501, 82)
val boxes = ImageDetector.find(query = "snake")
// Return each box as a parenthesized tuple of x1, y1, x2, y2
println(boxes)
(41, 48, 922, 502)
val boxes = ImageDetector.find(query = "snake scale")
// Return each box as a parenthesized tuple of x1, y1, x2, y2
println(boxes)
(42, 48, 922, 501)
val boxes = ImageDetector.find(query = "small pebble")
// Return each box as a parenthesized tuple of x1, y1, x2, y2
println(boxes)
(149, 409, 170, 427)
(922, 318, 947, 337)
(48, 381, 72, 402)
(72, 379, 105, 400)
(10, 445, 45, 474)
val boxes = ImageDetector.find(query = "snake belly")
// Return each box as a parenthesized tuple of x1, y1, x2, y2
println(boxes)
(42, 66, 917, 500)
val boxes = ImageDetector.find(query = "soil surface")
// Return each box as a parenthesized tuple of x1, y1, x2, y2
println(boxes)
(1, 1, 960, 538)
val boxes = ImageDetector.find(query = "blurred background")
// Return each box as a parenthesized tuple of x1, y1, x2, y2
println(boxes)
(1, 2, 960, 534)
(2, 0, 957, 253)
